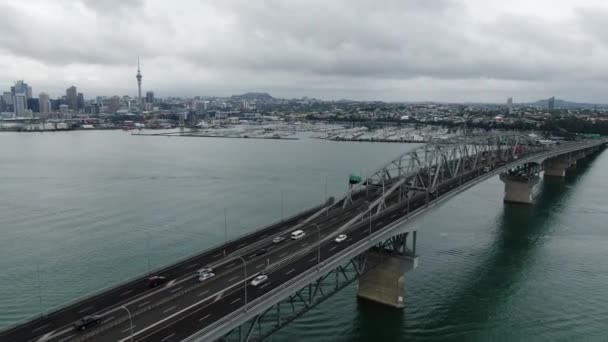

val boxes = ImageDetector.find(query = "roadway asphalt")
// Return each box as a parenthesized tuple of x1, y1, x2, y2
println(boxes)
(10, 192, 380, 342)
(0, 201, 341, 342)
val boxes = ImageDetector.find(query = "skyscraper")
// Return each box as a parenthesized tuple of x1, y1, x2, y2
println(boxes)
(136, 57, 142, 107)
(77, 92, 84, 110)
(12, 80, 29, 95)
(39, 92, 51, 115)
(66, 86, 78, 111)
(13, 93, 27, 117)
(145, 91, 154, 104)
(548, 96, 555, 110)
(507, 97, 513, 115)
(26, 86, 32, 99)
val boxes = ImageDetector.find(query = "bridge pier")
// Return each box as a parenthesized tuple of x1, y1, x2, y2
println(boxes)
(544, 158, 571, 178)
(499, 173, 540, 204)
(357, 232, 418, 309)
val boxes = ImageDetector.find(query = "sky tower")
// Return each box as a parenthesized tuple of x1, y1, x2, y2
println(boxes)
(136, 57, 143, 107)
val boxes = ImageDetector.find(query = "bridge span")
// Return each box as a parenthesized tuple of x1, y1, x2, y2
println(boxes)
(1, 134, 605, 342)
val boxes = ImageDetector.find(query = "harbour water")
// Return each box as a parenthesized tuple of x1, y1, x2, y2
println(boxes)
(0, 130, 607, 341)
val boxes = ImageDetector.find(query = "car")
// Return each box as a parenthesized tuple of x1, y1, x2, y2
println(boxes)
(334, 234, 347, 243)
(482, 166, 491, 173)
(255, 248, 269, 256)
(198, 272, 215, 282)
(291, 230, 306, 240)
(73, 315, 101, 331)
(197, 267, 214, 278)
(147, 276, 166, 288)
(496, 161, 506, 167)
(250, 274, 269, 287)
(272, 236, 286, 244)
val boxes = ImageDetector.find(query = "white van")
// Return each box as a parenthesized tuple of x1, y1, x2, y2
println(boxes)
(291, 230, 306, 240)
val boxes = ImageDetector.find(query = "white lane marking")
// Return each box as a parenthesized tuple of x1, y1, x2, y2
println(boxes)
(161, 333, 175, 342)
(279, 252, 288, 258)
(249, 253, 257, 258)
(32, 324, 51, 332)
(225, 262, 236, 268)
(261, 234, 268, 238)
(77, 306, 94, 314)
(198, 290, 209, 297)
(198, 313, 211, 322)
(301, 242, 309, 247)
(228, 276, 239, 283)
(286, 268, 296, 275)
(329, 246, 337, 251)
(37, 331, 54, 341)
(230, 298, 241, 305)
(122, 326, 136, 333)
(57, 335, 75, 342)
(238, 243, 246, 248)
(120, 289, 133, 296)
(185, 263, 199, 269)
(214, 291, 224, 302)
(163, 306, 176, 314)
(138, 301, 151, 308)
(114, 275, 245, 342)
(166, 280, 175, 287)
(308, 257, 317, 262)
(213, 252, 223, 258)
(258, 282, 270, 289)
(102, 316, 115, 323)
(169, 286, 183, 293)
(256, 264, 265, 269)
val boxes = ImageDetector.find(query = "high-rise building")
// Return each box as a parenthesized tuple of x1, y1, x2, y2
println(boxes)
(27, 98, 39, 113)
(13, 93, 27, 117)
(136, 57, 143, 107)
(39, 92, 51, 114)
(26, 86, 32, 99)
(548, 96, 555, 110)
(77, 92, 84, 110)
(66, 86, 78, 111)
(12, 80, 29, 95)
(507, 97, 513, 115)
(109, 96, 121, 112)
(1, 92, 12, 112)
(145, 91, 154, 104)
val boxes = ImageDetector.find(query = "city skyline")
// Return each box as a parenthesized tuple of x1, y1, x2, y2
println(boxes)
(2, 1, 608, 102)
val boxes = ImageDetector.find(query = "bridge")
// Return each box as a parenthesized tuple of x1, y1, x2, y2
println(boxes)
(1, 134, 605, 342)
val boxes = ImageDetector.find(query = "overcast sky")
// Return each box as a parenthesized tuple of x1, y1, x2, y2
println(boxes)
(1, 0, 608, 102)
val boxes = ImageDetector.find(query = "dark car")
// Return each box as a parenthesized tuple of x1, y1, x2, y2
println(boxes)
(255, 248, 269, 256)
(74, 315, 101, 331)
(148, 275, 166, 288)
(495, 161, 506, 167)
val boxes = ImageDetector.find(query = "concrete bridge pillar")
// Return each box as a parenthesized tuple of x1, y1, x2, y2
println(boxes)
(544, 158, 571, 178)
(499, 173, 540, 204)
(357, 249, 418, 308)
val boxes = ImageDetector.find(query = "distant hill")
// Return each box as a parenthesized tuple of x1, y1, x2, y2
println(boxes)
(533, 98, 608, 109)
(231, 92, 275, 101)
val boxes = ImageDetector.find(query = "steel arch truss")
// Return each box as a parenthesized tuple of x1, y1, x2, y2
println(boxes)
(218, 253, 377, 342)
(334, 133, 543, 238)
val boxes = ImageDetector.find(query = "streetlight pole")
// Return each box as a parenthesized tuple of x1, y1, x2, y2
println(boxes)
(121, 306, 134, 342)
(312, 224, 321, 268)
(236, 256, 248, 311)
(364, 201, 372, 239)
(281, 191, 284, 221)
(223, 208, 228, 257)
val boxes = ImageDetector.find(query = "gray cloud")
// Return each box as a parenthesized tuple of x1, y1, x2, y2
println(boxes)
(1, 0, 608, 102)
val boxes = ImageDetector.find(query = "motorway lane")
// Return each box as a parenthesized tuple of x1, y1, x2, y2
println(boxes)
(3, 203, 338, 342)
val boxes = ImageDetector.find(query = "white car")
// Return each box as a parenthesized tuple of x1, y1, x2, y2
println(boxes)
(272, 236, 286, 244)
(291, 230, 306, 240)
(198, 272, 215, 282)
(334, 234, 347, 243)
(250, 274, 269, 287)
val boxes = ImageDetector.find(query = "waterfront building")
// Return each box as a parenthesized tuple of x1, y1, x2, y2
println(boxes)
(13, 93, 27, 117)
(66, 86, 78, 111)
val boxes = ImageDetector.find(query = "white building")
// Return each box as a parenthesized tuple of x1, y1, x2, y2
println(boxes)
(13, 93, 27, 117)
(39, 92, 51, 115)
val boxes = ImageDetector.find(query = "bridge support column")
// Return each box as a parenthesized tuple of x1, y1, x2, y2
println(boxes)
(499, 174, 539, 204)
(357, 249, 417, 309)
(544, 159, 570, 178)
